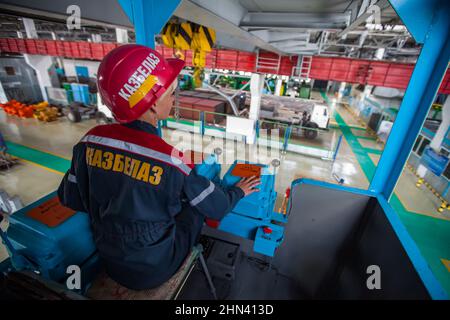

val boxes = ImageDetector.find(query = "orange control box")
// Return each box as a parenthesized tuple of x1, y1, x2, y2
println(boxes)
(231, 163, 262, 178)
(26, 196, 76, 227)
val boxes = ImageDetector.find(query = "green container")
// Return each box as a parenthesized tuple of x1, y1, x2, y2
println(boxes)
(299, 85, 311, 99)
(62, 83, 74, 103)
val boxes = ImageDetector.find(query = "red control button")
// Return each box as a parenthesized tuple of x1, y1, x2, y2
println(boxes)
(205, 218, 220, 229)
(263, 227, 272, 234)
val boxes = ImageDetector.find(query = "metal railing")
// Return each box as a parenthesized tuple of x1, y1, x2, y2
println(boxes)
(163, 105, 342, 160)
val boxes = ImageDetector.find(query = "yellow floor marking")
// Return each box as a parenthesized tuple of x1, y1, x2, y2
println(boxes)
(20, 158, 65, 176)
(394, 185, 450, 221)
(396, 171, 450, 221)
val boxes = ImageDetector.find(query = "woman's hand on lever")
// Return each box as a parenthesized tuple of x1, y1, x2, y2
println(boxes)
(235, 176, 261, 197)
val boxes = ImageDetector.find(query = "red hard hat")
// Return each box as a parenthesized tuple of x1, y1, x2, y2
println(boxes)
(97, 44, 184, 123)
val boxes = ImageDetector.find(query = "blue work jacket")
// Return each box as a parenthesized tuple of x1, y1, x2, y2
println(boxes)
(58, 120, 244, 289)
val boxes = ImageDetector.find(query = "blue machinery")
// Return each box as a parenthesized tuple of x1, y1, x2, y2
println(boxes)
(210, 159, 286, 257)
(0, 0, 449, 299)
(183, 153, 286, 257)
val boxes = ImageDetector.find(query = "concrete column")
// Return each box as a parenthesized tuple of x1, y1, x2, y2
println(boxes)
(338, 82, 347, 99)
(363, 85, 373, 97)
(430, 96, 450, 151)
(0, 82, 7, 104)
(24, 55, 53, 101)
(275, 78, 283, 96)
(249, 73, 264, 120)
(361, 85, 373, 106)
(116, 28, 129, 44)
(203, 73, 210, 88)
(23, 18, 38, 39)
(355, 84, 372, 116)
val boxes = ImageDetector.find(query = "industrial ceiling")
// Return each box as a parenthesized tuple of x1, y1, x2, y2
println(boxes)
(0, 0, 420, 60)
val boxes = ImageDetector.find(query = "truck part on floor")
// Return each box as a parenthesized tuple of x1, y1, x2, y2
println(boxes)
(66, 102, 98, 123)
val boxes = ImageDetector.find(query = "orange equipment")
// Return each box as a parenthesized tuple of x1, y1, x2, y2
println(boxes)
(0, 100, 61, 122)
(0, 99, 34, 118)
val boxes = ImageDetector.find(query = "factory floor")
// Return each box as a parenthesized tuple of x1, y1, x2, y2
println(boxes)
(0, 109, 371, 210)
(0, 90, 449, 297)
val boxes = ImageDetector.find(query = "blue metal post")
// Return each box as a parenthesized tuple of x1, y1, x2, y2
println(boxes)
(255, 119, 260, 138)
(118, 0, 181, 48)
(369, 0, 450, 198)
(333, 134, 343, 163)
(283, 126, 292, 152)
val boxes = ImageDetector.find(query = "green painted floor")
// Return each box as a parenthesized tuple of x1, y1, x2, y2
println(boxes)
(364, 148, 383, 155)
(321, 91, 450, 297)
(332, 108, 377, 181)
(353, 135, 377, 141)
(390, 195, 450, 296)
(5, 141, 70, 174)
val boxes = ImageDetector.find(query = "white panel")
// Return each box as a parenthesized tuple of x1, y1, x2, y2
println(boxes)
(62, 59, 101, 78)
(226, 116, 255, 135)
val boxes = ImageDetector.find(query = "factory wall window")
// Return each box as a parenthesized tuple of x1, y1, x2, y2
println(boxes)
(4, 66, 15, 76)
(413, 135, 423, 153)
(417, 137, 431, 156)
